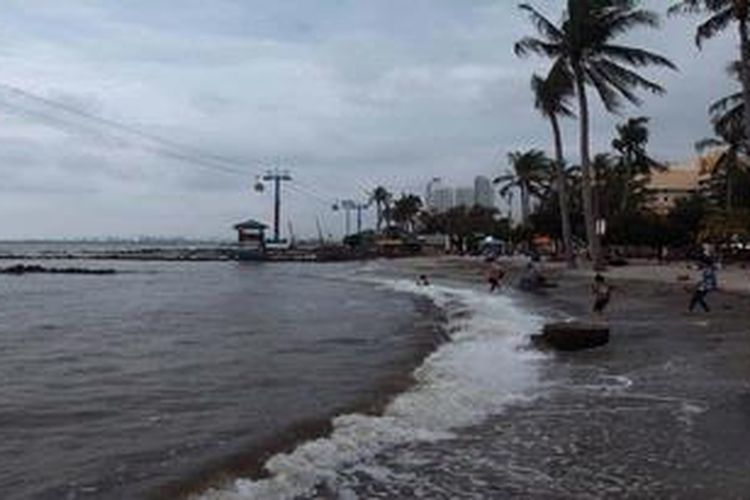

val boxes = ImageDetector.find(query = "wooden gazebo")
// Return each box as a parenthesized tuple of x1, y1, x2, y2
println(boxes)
(233, 219, 268, 253)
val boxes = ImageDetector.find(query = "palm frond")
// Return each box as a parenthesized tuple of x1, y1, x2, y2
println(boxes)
(585, 65, 624, 112)
(709, 91, 742, 116)
(667, 0, 708, 16)
(696, 137, 724, 151)
(600, 9, 661, 42)
(696, 7, 734, 47)
(599, 44, 677, 70)
(596, 60, 666, 97)
(514, 37, 562, 58)
(518, 4, 564, 42)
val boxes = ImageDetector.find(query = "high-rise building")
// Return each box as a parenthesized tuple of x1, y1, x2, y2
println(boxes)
(474, 176, 494, 209)
(432, 187, 454, 213)
(454, 187, 475, 208)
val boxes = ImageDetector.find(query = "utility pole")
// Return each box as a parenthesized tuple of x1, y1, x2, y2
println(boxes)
(355, 202, 369, 234)
(339, 199, 369, 235)
(261, 169, 292, 242)
(340, 200, 355, 236)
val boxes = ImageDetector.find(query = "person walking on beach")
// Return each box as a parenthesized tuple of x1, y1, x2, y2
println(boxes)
(688, 263, 717, 313)
(591, 274, 613, 315)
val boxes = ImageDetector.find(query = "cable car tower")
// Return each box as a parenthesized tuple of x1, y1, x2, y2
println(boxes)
(255, 168, 292, 243)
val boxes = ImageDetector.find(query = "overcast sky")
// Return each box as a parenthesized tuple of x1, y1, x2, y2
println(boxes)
(0, 0, 738, 240)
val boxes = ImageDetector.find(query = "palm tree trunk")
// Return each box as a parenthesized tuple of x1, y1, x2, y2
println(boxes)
(727, 151, 737, 212)
(574, 66, 601, 266)
(550, 115, 575, 268)
(520, 184, 530, 226)
(376, 202, 383, 233)
(739, 14, 750, 151)
(620, 155, 631, 212)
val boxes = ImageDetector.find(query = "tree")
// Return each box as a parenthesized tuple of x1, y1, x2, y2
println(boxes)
(708, 61, 744, 139)
(440, 205, 505, 253)
(494, 149, 550, 227)
(370, 186, 392, 233)
(666, 194, 709, 248)
(697, 118, 749, 211)
(530, 66, 576, 267)
(669, 0, 750, 150)
(516, 0, 676, 265)
(612, 116, 663, 211)
(390, 194, 423, 232)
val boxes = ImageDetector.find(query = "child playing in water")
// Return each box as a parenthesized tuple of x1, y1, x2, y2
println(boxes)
(486, 263, 505, 292)
(591, 274, 613, 315)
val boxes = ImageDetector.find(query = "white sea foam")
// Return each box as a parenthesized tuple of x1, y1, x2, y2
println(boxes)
(201, 279, 545, 500)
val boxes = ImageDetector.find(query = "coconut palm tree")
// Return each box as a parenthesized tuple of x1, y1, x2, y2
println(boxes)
(516, 1, 676, 265)
(370, 186, 392, 233)
(697, 118, 748, 211)
(391, 194, 423, 232)
(494, 149, 551, 227)
(531, 64, 576, 267)
(669, 0, 750, 149)
(612, 116, 663, 211)
(709, 62, 745, 139)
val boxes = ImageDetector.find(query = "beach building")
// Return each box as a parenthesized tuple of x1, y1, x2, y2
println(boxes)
(646, 153, 724, 214)
(647, 167, 702, 214)
(474, 176, 494, 209)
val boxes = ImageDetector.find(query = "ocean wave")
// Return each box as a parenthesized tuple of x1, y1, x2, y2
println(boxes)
(201, 279, 546, 500)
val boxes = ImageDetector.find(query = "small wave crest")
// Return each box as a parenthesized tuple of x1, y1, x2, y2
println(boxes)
(201, 279, 545, 500)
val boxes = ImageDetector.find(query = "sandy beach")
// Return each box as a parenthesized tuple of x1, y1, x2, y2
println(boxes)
(357, 256, 750, 498)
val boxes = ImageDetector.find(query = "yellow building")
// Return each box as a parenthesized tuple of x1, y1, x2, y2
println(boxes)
(646, 152, 722, 214)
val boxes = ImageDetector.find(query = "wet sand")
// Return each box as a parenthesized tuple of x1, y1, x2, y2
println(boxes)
(367, 256, 750, 498)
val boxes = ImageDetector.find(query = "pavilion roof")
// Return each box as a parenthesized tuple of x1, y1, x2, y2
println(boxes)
(233, 219, 268, 230)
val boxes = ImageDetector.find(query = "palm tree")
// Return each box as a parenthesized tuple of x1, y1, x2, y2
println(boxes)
(516, 1, 676, 265)
(709, 61, 744, 139)
(612, 116, 663, 211)
(700, 62, 750, 211)
(697, 118, 748, 211)
(370, 186, 391, 233)
(669, 0, 750, 149)
(494, 149, 550, 227)
(391, 194, 423, 232)
(531, 65, 576, 267)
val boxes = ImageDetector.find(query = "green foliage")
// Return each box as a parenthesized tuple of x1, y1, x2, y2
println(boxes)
(370, 186, 392, 232)
(418, 205, 508, 252)
(666, 195, 710, 246)
(699, 209, 750, 243)
(494, 149, 552, 226)
(669, 1, 745, 48)
(390, 194, 423, 232)
(605, 210, 670, 248)
(516, 1, 676, 113)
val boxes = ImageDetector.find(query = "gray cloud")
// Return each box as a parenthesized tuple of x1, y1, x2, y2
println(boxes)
(0, 0, 738, 239)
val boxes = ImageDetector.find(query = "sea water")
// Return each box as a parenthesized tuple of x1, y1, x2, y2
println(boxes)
(204, 269, 547, 499)
(0, 258, 440, 499)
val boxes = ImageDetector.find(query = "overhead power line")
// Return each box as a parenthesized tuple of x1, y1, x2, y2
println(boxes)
(0, 82, 258, 178)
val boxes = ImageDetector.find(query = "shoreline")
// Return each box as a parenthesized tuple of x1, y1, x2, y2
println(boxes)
(193, 258, 546, 499)
(344, 256, 750, 498)
(154, 291, 447, 499)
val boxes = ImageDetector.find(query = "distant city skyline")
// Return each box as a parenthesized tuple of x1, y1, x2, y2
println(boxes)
(426, 175, 496, 213)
